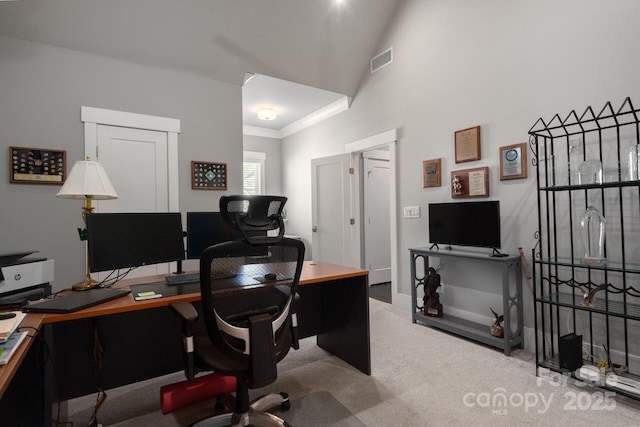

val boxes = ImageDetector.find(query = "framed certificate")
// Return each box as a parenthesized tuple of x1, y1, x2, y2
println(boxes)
(500, 142, 527, 180)
(450, 166, 489, 198)
(422, 158, 441, 188)
(454, 126, 481, 163)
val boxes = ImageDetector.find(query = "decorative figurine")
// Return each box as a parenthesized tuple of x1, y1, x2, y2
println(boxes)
(452, 175, 463, 195)
(490, 307, 504, 338)
(423, 267, 443, 317)
(577, 284, 607, 308)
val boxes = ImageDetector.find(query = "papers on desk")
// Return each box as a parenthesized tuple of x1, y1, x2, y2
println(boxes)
(133, 290, 163, 301)
(0, 311, 26, 343)
(0, 331, 27, 365)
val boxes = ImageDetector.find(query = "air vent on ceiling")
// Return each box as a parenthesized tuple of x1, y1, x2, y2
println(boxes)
(370, 47, 393, 74)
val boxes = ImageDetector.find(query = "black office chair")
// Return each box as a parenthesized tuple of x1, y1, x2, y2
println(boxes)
(172, 195, 304, 427)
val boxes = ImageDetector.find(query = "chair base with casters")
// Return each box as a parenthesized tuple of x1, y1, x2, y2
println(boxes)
(192, 381, 291, 427)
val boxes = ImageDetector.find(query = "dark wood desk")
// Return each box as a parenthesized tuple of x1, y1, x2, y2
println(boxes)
(0, 261, 369, 425)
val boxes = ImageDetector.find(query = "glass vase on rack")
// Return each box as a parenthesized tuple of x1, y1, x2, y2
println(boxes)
(547, 143, 581, 186)
(578, 159, 603, 185)
(625, 145, 640, 181)
(580, 206, 606, 264)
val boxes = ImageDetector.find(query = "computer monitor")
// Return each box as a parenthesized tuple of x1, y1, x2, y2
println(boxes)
(186, 212, 267, 259)
(86, 212, 185, 272)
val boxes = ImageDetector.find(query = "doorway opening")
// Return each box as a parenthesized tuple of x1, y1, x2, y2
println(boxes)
(346, 129, 398, 305)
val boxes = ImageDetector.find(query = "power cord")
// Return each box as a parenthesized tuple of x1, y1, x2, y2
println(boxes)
(87, 321, 107, 427)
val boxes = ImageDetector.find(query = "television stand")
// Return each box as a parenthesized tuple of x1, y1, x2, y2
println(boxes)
(409, 247, 523, 355)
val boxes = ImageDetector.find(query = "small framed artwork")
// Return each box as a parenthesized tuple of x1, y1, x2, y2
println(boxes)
(454, 126, 481, 163)
(451, 166, 489, 198)
(191, 161, 227, 190)
(500, 142, 528, 180)
(9, 146, 66, 185)
(422, 158, 442, 188)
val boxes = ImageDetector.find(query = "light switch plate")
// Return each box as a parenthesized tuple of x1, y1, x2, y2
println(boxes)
(403, 206, 420, 218)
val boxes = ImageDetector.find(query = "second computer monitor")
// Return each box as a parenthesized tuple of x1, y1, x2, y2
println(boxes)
(186, 212, 267, 259)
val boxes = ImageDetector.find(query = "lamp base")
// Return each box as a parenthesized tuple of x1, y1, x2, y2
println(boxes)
(72, 274, 100, 291)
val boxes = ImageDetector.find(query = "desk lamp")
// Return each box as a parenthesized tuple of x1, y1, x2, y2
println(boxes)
(56, 157, 118, 290)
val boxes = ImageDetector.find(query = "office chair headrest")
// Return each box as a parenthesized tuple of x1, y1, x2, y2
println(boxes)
(220, 195, 287, 243)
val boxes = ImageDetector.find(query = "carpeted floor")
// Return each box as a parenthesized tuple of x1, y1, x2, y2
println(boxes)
(64, 298, 640, 426)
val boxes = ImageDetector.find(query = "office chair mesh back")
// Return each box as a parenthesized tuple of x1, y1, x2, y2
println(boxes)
(220, 195, 287, 242)
(198, 233, 304, 389)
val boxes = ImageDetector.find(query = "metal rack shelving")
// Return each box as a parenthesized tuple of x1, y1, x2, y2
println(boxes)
(530, 97, 640, 399)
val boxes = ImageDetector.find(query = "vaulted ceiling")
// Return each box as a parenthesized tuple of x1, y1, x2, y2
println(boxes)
(0, 0, 401, 133)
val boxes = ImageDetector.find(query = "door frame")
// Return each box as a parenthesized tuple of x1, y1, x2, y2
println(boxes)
(80, 106, 181, 212)
(362, 151, 391, 285)
(311, 153, 354, 267)
(345, 129, 407, 307)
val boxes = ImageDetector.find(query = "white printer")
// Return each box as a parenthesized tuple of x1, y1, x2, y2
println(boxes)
(0, 251, 54, 308)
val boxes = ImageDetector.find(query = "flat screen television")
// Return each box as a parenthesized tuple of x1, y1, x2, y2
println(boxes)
(86, 212, 185, 272)
(186, 212, 267, 259)
(428, 201, 501, 250)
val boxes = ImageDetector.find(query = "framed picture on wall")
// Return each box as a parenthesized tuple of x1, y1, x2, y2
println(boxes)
(9, 146, 66, 185)
(422, 158, 441, 188)
(499, 142, 527, 180)
(451, 166, 489, 198)
(191, 161, 227, 190)
(454, 126, 481, 163)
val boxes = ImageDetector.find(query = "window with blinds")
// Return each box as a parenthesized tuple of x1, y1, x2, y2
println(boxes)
(243, 151, 266, 195)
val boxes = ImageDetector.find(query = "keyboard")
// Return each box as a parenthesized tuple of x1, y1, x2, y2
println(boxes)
(165, 270, 237, 285)
(165, 272, 199, 285)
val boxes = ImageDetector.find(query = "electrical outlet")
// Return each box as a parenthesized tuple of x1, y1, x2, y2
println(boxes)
(403, 206, 420, 218)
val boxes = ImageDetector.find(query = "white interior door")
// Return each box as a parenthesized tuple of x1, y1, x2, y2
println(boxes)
(95, 125, 171, 278)
(96, 125, 168, 213)
(363, 154, 391, 285)
(82, 107, 180, 280)
(311, 153, 354, 266)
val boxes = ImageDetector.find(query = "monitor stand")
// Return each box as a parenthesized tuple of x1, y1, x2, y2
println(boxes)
(173, 259, 185, 274)
(491, 248, 508, 257)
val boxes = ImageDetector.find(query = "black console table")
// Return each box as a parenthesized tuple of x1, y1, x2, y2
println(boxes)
(409, 247, 523, 355)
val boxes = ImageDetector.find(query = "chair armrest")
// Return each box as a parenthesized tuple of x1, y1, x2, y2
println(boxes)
(170, 301, 199, 323)
(170, 301, 199, 380)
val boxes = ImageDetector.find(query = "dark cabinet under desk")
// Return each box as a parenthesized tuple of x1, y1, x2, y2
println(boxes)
(409, 247, 523, 356)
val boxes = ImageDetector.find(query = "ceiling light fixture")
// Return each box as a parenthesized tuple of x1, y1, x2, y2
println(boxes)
(257, 108, 277, 121)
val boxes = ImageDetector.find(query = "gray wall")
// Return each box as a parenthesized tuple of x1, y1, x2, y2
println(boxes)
(0, 36, 243, 290)
(280, 0, 640, 344)
(243, 134, 283, 196)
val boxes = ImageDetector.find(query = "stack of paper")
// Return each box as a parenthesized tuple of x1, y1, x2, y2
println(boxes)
(0, 311, 26, 343)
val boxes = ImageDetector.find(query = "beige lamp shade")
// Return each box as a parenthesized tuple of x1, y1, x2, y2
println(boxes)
(56, 159, 118, 200)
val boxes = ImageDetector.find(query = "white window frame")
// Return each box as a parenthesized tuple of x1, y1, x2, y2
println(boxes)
(243, 151, 266, 195)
